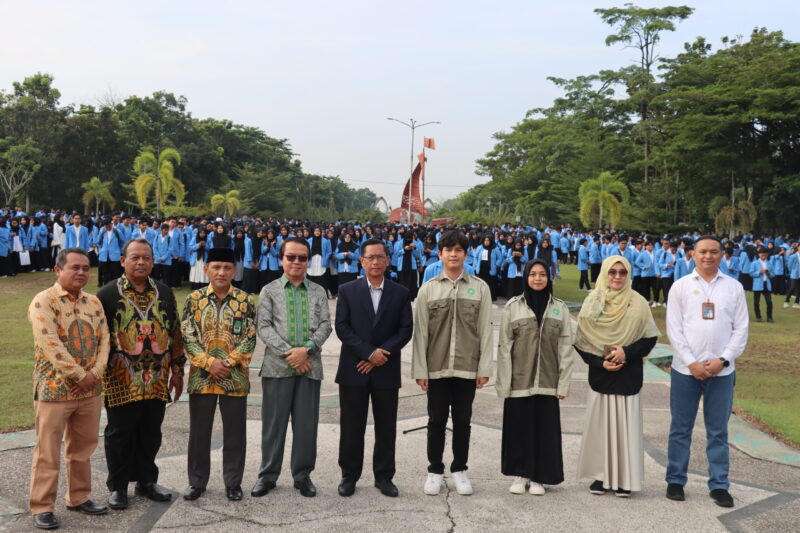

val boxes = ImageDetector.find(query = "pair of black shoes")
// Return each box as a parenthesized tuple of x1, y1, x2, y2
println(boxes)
(183, 485, 240, 501)
(666, 484, 734, 508)
(338, 479, 399, 498)
(109, 483, 172, 509)
(34, 500, 108, 529)
(250, 477, 317, 497)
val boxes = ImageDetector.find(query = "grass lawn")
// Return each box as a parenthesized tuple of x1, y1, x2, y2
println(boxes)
(1, 265, 798, 448)
(552, 263, 800, 448)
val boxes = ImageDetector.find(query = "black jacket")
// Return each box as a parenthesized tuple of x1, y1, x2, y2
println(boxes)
(576, 337, 657, 396)
(334, 277, 413, 389)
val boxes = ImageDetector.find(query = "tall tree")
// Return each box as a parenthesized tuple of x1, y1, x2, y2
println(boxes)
(81, 176, 116, 217)
(132, 147, 184, 217)
(210, 189, 242, 217)
(595, 4, 693, 185)
(579, 171, 630, 228)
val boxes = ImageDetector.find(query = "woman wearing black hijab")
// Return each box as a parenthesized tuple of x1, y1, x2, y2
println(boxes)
(495, 259, 575, 496)
(335, 232, 359, 286)
(306, 226, 329, 292)
(211, 222, 232, 250)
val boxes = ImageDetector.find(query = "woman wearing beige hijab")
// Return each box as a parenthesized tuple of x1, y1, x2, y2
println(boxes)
(575, 255, 660, 497)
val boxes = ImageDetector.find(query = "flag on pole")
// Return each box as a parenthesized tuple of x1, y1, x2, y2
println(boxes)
(423, 137, 436, 150)
(417, 152, 426, 167)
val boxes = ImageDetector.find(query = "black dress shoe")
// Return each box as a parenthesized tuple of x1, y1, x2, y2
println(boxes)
(251, 478, 276, 497)
(374, 479, 399, 498)
(710, 488, 734, 508)
(33, 512, 59, 530)
(226, 486, 243, 501)
(66, 500, 109, 515)
(666, 483, 685, 501)
(338, 479, 356, 497)
(135, 482, 172, 502)
(182, 486, 206, 501)
(294, 477, 317, 497)
(108, 490, 129, 510)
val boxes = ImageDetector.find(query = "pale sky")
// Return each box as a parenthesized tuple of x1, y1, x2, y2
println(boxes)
(1, 0, 797, 208)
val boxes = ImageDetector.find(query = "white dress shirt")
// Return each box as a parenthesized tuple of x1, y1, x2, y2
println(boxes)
(666, 268, 749, 377)
(368, 278, 384, 314)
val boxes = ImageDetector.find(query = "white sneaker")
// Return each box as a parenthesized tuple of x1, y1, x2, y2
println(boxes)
(424, 473, 443, 495)
(784, 302, 790, 308)
(793, 303, 800, 309)
(650, 302, 656, 307)
(451, 470, 473, 495)
(509, 477, 528, 494)
(528, 482, 545, 495)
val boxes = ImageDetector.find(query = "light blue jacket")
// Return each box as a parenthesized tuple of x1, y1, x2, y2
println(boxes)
(97, 228, 124, 262)
(64, 224, 90, 250)
(636, 250, 657, 278)
(577, 245, 589, 271)
(749, 258, 773, 292)
(392, 240, 421, 271)
(720, 255, 740, 280)
(153, 233, 174, 266)
(673, 256, 695, 281)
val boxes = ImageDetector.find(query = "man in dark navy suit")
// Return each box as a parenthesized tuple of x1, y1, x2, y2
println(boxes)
(334, 238, 413, 498)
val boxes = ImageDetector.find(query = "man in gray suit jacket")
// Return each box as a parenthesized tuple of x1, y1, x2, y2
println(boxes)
(252, 237, 332, 498)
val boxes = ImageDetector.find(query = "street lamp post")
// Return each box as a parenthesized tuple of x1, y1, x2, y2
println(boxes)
(387, 117, 439, 224)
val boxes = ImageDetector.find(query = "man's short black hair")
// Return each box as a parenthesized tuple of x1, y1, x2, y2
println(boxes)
(279, 236, 311, 258)
(438, 230, 469, 251)
(361, 237, 388, 256)
(122, 237, 154, 257)
(695, 235, 723, 250)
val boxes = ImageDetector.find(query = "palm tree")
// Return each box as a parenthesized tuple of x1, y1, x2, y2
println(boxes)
(579, 171, 630, 228)
(210, 190, 242, 217)
(133, 148, 184, 217)
(81, 176, 116, 218)
(708, 181, 756, 236)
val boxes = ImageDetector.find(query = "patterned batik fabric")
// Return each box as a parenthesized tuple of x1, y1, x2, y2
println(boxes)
(284, 277, 310, 376)
(181, 284, 256, 396)
(97, 276, 186, 407)
(28, 282, 110, 401)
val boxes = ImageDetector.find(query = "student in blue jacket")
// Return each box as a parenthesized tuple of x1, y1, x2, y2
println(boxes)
(336, 232, 361, 287)
(769, 248, 786, 296)
(588, 236, 602, 283)
(472, 235, 503, 301)
(503, 239, 529, 298)
(0, 217, 10, 277)
(783, 245, 800, 307)
(720, 247, 740, 280)
(97, 218, 124, 286)
(658, 241, 678, 305)
(750, 247, 774, 322)
(673, 246, 695, 282)
(152, 224, 173, 282)
(260, 229, 282, 288)
(635, 241, 658, 306)
(306, 226, 332, 291)
(393, 231, 421, 299)
(577, 238, 591, 290)
(188, 227, 210, 289)
(242, 227, 262, 294)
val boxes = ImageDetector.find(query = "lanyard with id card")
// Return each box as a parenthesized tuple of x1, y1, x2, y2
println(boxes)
(702, 301, 715, 320)
(233, 317, 243, 335)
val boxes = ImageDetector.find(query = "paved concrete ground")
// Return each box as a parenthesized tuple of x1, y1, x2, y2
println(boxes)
(1, 300, 798, 532)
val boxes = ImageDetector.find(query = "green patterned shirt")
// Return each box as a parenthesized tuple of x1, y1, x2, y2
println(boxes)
(282, 276, 318, 375)
(180, 285, 256, 396)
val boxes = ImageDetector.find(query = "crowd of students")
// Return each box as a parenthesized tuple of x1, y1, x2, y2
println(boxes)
(2, 207, 798, 323)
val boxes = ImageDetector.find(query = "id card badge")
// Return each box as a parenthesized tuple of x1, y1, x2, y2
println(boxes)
(702, 302, 715, 320)
(232, 317, 243, 335)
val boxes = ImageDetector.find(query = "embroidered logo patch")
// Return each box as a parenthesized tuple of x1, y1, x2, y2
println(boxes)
(467, 288, 475, 295)
(692, 289, 700, 295)
(552, 308, 560, 316)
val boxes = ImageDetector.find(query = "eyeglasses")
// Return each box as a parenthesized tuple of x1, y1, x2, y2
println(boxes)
(362, 255, 387, 262)
(608, 269, 628, 278)
(284, 255, 309, 263)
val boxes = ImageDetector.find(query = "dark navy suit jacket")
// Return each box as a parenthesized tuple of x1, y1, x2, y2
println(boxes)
(334, 276, 413, 389)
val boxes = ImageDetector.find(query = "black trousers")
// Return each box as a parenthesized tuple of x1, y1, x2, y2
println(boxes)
(590, 263, 601, 283)
(338, 384, 399, 483)
(99, 260, 122, 286)
(188, 394, 247, 489)
(427, 377, 476, 474)
(661, 277, 673, 304)
(640, 277, 657, 301)
(753, 289, 773, 319)
(579, 269, 591, 290)
(104, 399, 166, 491)
(785, 279, 800, 303)
(501, 395, 564, 484)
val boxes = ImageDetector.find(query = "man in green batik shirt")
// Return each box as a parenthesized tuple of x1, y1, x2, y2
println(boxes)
(180, 247, 256, 502)
(251, 237, 332, 499)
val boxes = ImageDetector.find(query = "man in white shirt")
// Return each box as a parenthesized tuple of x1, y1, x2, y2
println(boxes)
(665, 236, 749, 508)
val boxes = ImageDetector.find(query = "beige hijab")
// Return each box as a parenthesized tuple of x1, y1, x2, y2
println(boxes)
(575, 255, 660, 355)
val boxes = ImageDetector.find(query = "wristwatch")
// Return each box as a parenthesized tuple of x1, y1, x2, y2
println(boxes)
(719, 357, 730, 368)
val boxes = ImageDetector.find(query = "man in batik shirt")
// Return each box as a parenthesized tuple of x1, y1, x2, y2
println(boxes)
(96, 238, 185, 510)
(181, 247, 256, 502)
(28, 248, 110, 530)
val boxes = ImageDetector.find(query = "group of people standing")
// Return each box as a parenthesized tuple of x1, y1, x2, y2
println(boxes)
(26, 222, 749, 530)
